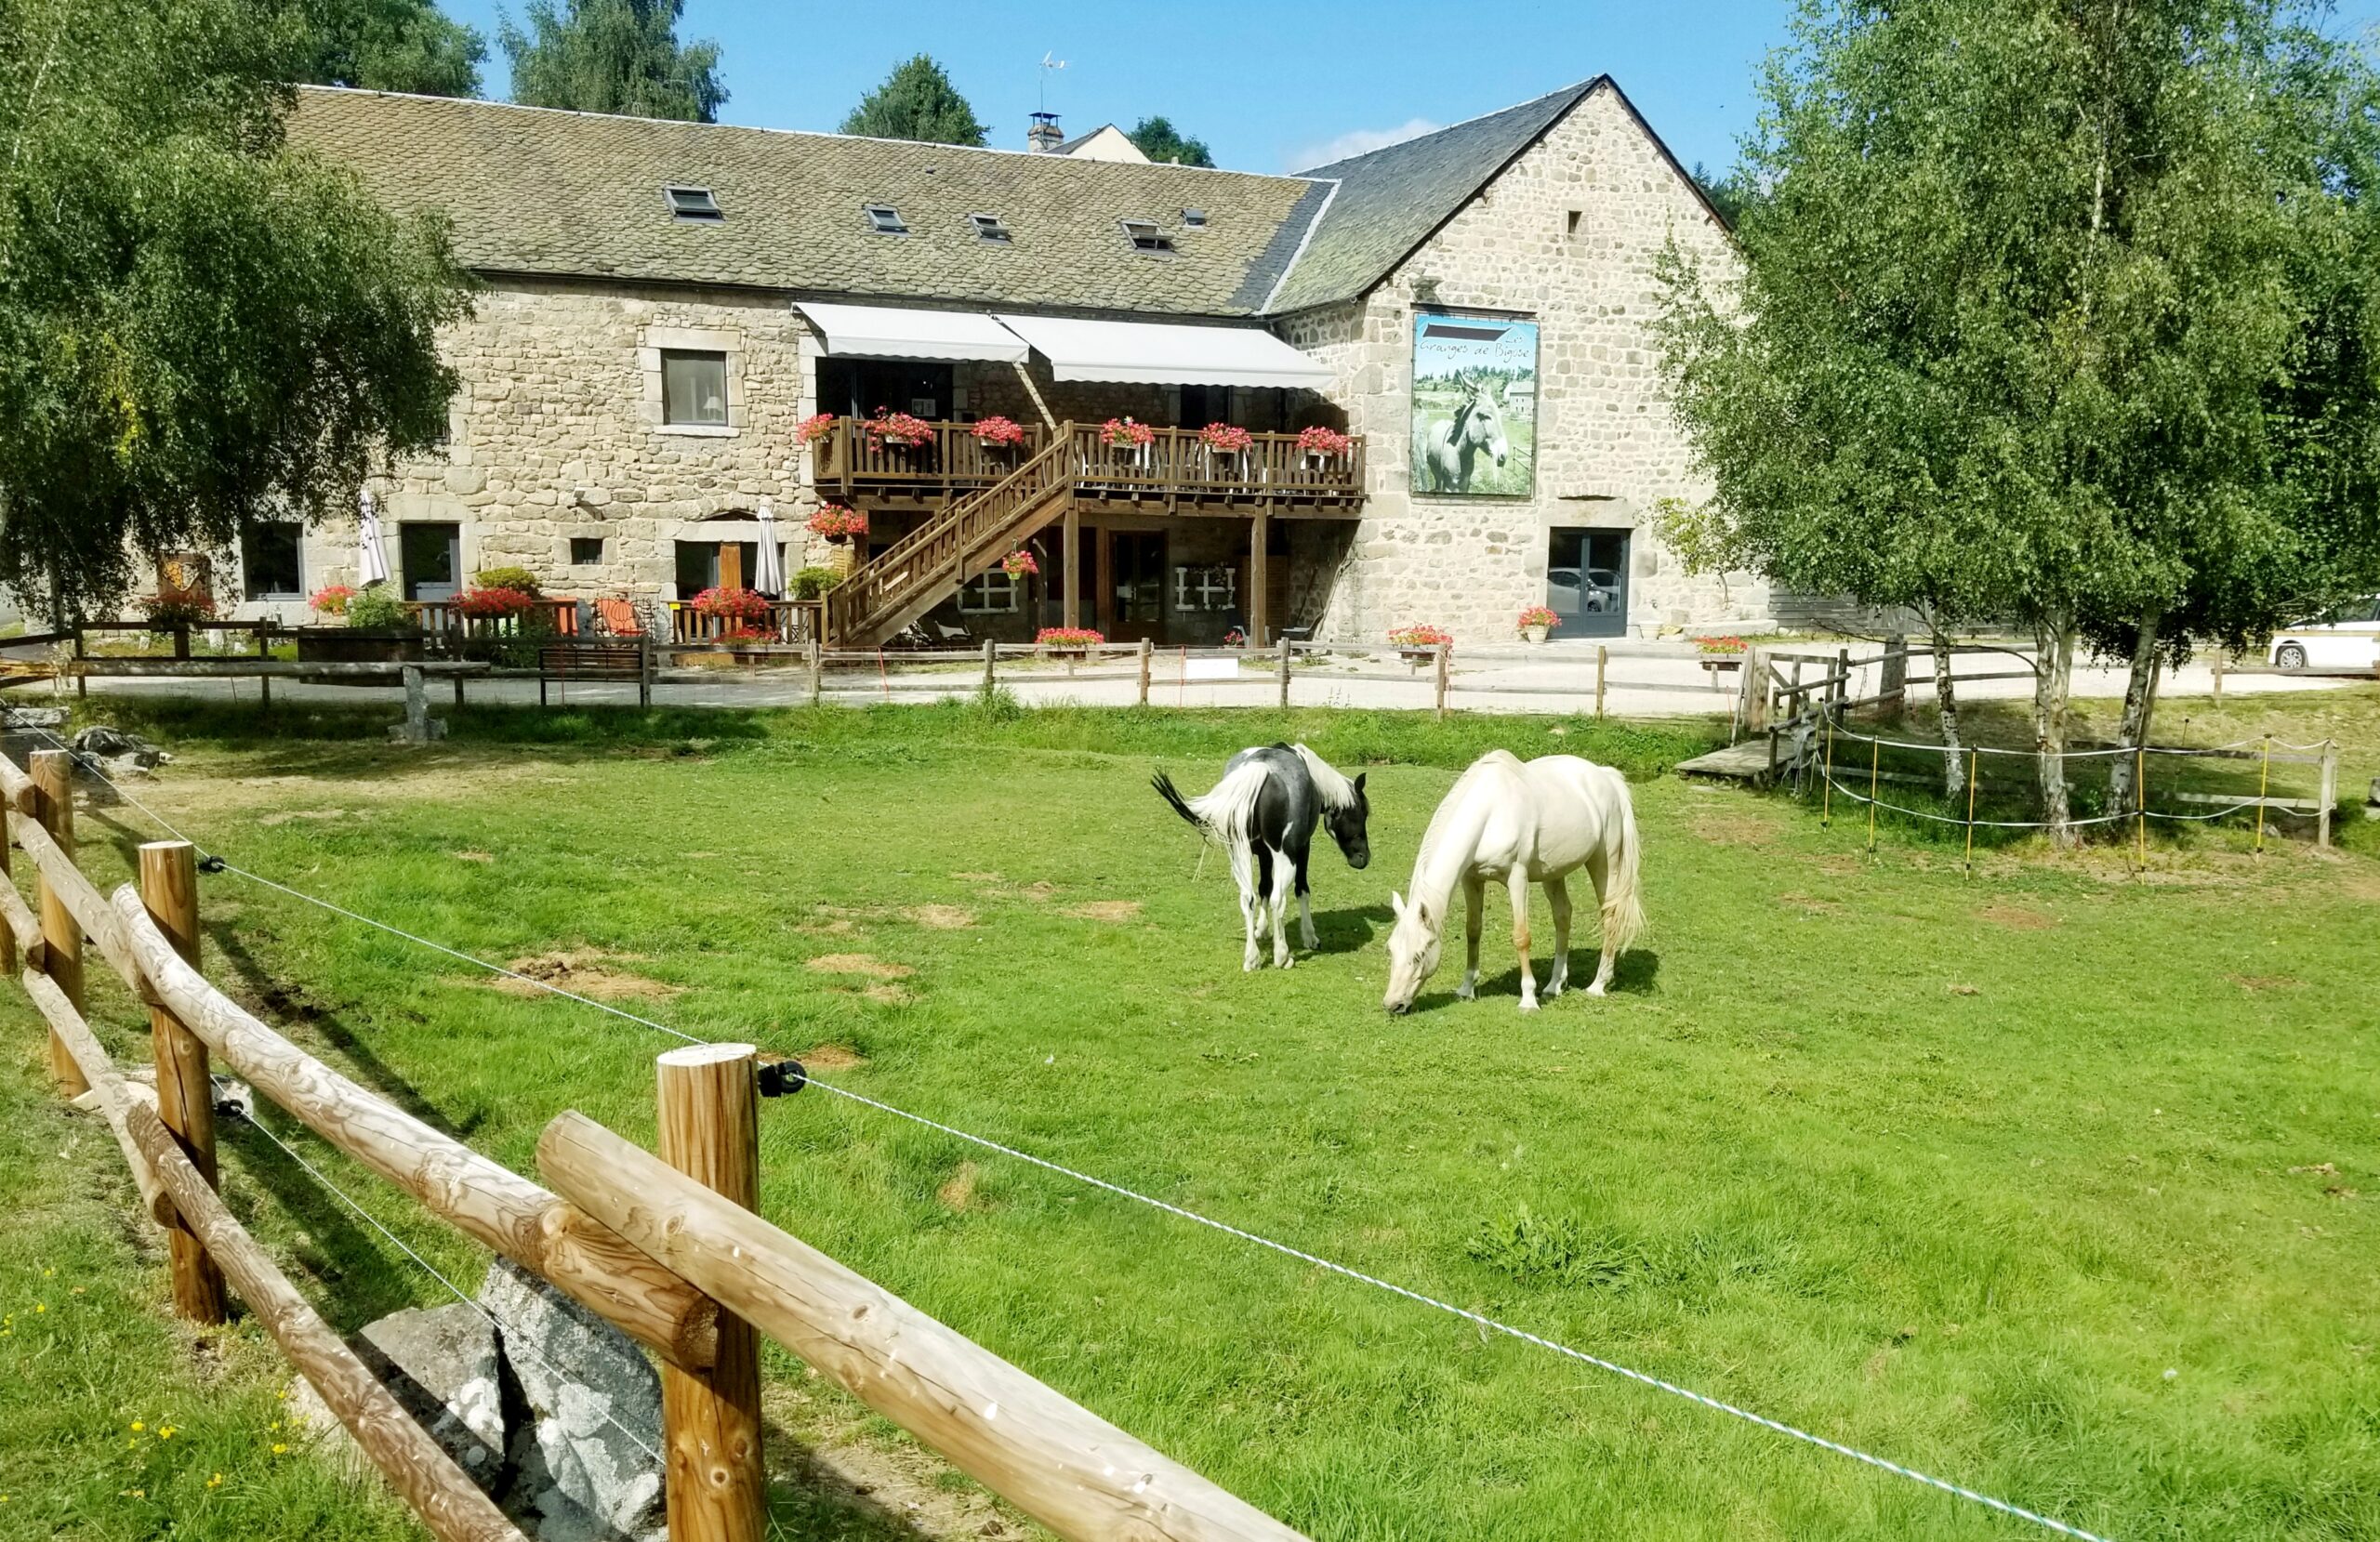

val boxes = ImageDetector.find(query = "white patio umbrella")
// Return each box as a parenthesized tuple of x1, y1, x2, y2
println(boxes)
(753, 498, 787, 594)
(355, 490, 392, 586)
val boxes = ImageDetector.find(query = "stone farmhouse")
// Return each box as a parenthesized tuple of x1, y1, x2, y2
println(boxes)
(246, 77, 1767, 646)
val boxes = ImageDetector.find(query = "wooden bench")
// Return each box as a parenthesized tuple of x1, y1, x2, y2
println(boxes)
(539, 639, 651, 707)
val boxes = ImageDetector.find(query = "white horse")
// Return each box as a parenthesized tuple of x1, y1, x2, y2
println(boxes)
(1383, 751, 1645, 1013)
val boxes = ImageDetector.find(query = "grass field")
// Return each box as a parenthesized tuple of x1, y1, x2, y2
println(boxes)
(3, 693, 2377, 1540)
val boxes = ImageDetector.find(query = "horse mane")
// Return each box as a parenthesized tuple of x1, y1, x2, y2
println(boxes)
(1289, 743, 1357, 811)
(1409, 752, 1517, 903)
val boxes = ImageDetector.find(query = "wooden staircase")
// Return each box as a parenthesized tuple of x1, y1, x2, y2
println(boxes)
(822, 437, 1075, 648)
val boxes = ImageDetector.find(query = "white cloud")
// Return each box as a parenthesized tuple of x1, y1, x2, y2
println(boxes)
(1287, 117, 1442, 173)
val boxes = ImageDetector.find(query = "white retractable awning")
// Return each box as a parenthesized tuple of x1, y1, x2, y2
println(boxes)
(795, 302, 1029, 363)
(994, 314, 1334, 390)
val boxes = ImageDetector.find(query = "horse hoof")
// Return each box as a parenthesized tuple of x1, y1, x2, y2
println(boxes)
(1586, 983, 1607, 997)
(1517, 997, 1540, 1013)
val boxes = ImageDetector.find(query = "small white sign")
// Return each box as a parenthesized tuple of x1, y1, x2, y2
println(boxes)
(1183, 657, 1243, 682)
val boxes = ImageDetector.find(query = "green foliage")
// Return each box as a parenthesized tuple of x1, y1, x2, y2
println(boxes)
(500, 0, 724, 123)
(0, 0, 473, 623)
(1128, 115, 1214, 168)
(1658, 0, 2380, 829)
(341, 584, 408, 629)
(285, 0, 485, 97)
(839, 55, 985, 147)
(1686, 159, 1750, 226)
(471, 564, 540, 597)
(789, 565, 840, 600)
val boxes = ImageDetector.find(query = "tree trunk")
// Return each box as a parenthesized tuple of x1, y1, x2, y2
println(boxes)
(2106, 608, 2162, 812)
(2032, 618, 2076, 843)
(1930, 626, 1965, 799)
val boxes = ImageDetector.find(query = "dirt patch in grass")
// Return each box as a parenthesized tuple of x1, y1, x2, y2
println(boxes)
(1067, 900, 1143, 922)
(806, 954, 914, 981)
(792, 1044, 866, 1071)
(2231, 974, 2302, 992)
(906, 904, 977, 929)
(257, 808, 350, 826)
(951, 871, 1002, 884)
(1777, 891, 1844, 916)
(1977, 904, 2058, 930)
(491, 953, 679, 1001)
(452, 850, 494, 863)
(937, 1160, 981, 1211)
(1690, 809, 1781, 847)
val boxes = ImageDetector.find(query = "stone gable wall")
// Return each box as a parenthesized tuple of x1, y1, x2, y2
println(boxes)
(1279, 86, 1772, 642)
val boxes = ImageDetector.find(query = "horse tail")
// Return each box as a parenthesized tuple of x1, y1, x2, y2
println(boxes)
(1601, 771, 1647, 956)
(1151, 771, 1202, 831)
(1160, 759, 1271, 903)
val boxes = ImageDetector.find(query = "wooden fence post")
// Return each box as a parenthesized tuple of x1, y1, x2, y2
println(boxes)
(1433, 644, 1449, 720)
(982, 639, 998, 697)
(0, 759, 14, 980)
(140, 839, 228, 1324)
(1277, 638, 1293, 711)
(808, 640, 824, 707)
(654, 1044, 765, 1542)
(1880, 635, 1908, 720)
(640, 634, 654, 710)
(1740, 646, 1770, 733)
(2210, 649, 2224, 702)
(1594, 644, 1607, 718)
(29, 747, 85, 1095)
(2319, 740, 2337, 849)
(1138, 638, 1152, 707)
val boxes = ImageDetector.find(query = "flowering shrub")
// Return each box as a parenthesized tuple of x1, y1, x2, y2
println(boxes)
(1223, 626, 1249, 648)
(807, 505, 867, 540)
(1388, 624, 1453, 650)
(472, 565, 540, 597)
(1199, 422, 1253, 453)
(1517, 606, 1560, 634)
(1696, 635, 1749, 654)
(866, 410, 935, 447)
(345, 586, 408, 629)
(1037, 626, 1105, 648)
(796, 413, 838, 445)
(972, 415, 1027, 446)
(1000, 549, 1039, 579)
(1099, 417, 1154, 449)
(1296, 425, 1354, 457)
(308, 584, 357, 616)
(455, 586, 534, 618)
(693, 586, 773, 623)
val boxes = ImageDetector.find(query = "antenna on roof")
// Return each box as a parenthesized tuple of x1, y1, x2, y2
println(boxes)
(1038, 52, 1067, 112)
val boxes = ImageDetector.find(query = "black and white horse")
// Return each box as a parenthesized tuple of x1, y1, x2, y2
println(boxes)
(1154, 743, 1370, 970)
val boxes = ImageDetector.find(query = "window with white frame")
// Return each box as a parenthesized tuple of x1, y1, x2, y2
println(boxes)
(1173, 563, 1235, 613)
(959, 570, 1020, 613)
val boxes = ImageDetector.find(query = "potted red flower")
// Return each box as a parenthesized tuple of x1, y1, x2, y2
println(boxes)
(1388, 623, 1453, 666)
(1296, 425, 1354, 464)
(796, 413, 837, 445)
(1517, 605, 1560, 644)
(1036, 626, 1104, 659)
(865, 410, 935, 449)
(693, 586, 774, 626)
(1000, 549, 1039, 580)
(1099, 417, 1155, 449)
(307, 584, 357, 621)
(972, 415, 1027, 448)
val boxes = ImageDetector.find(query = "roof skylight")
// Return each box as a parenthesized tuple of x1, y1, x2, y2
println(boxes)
(865, 204, 908, 234)
(1121, 218, 1174, 254)
(665, 186, 722, 222)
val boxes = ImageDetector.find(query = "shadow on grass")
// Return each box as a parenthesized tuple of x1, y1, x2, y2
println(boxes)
(218, 1113, 428, 1329)
(1405, 947, 1660, 1014)
(761, 1414, 975, 1541)
(1309, 903, 1388, 954)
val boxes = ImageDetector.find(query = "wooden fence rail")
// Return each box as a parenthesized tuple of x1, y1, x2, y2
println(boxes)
(0, 742, 1308, 1542)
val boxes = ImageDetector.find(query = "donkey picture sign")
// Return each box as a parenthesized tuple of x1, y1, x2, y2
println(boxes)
(1411, 312, 1538, 497)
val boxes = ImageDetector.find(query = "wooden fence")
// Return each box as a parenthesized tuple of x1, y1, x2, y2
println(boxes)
(0, 744, 1307, 1542)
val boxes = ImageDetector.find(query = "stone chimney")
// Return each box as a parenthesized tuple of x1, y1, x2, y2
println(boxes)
(1027, 112, 1063, 153)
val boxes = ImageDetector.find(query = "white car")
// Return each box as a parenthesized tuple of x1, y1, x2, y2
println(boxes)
(2270, 597, 2380, 670)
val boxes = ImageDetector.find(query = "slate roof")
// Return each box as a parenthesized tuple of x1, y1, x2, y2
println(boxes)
(1263, 80, 1603, 314)
(287, 87, 1329, 318)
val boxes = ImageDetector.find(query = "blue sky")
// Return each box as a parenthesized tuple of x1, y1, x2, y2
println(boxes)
(439, 1, 2380, 177)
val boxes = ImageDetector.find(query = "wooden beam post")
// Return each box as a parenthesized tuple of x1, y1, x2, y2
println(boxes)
(1277, 636, 1292, 710)
(1433, 643, 1450, 721)
(807, 639, 823, 706)
(654, 1043, 765, 1542)
(983, 639, 997, 695)
(1062, 505, 1081, 630)
(1138, 638, 1153, 707)
(2319, 740, 2337, 850)
(1093, 525, 1113, 636)
(140, 840, 228, 1325)
(1594, 644, 1607, 718)
(29, 748, 84, 1095)
(1880, 635, 1908, 720)
(0, 758, 14, 980)
(1249, 511, 1270, 648)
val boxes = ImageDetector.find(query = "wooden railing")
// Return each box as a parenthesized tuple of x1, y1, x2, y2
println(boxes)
(404, 598, 581, 637)
(665, 599, 818, 646)
(826, 436, 1076, 645)
(812, 417, 1048, 497)
(813, 417, 1364, 505)
(0, 741, 1304, 1542)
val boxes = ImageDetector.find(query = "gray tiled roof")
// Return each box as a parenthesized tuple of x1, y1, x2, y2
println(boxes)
(287, 87, 1329, 318)
(1263, 80, 1602, 314)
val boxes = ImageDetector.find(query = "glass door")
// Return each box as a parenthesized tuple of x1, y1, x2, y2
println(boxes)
(401, 522, 461, 601)
(1548, 528, 1629, 639)
(1111, 532, 1167, 642)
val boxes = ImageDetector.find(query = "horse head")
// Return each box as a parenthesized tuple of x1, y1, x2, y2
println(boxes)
(1322, 771, 1370, 870)
(1382, 887, 1443, 1014)
(1459, 386, 1510, 468)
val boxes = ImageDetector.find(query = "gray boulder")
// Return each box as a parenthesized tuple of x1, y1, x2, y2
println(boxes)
(71, 724, 171, 766)
(480, 1258, 667, 1542)
(288, 1301, 506, 1480)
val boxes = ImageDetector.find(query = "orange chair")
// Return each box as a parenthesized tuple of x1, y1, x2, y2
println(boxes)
(594, 597, 644, 638)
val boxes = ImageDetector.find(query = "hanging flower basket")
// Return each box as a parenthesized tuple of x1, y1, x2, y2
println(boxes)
(807, 505, 867, 541)
(1388, 623, 1452, 666)
(1517, 605, 1560, 644)
(1037, 626, 1104, 659)
(1223, 626, 1249, 649)
(1001, 549, 1039, 580)
(1199, 423, 1253, 453)
(973, 415, 1027, 447)
(1296, 425, 1354, 465)
(796, 413, 837, 445)
(1099, 417, 1155, 449)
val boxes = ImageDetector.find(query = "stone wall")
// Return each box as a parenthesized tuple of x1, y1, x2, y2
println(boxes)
(1277, 86, 1775, 643)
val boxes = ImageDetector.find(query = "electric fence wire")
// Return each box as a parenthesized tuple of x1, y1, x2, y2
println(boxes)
(14, 717, 2119, 1542)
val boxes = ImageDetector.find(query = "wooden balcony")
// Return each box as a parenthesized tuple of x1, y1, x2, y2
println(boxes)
(666, 600, 820, 645)
(403, 598, 581, 636)
(811, 418, 1364, 515)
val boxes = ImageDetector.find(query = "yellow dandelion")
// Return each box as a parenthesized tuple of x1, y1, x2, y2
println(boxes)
(71, 1286, 84, 1296)
(268, 1421, 280, 1432)
(130, 1488, 145, 1499)
(157, 1426, 175, 1439)
(207, 1474, 223, 1489)
(271, 1443, 288, 1456)
(130, 1421, 144, 1431)
(42, 1268, 53, 1278)
(33, 1304, 44, 1313)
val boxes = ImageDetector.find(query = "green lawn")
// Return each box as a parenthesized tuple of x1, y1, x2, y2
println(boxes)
(3, 695, 2376, 1540)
